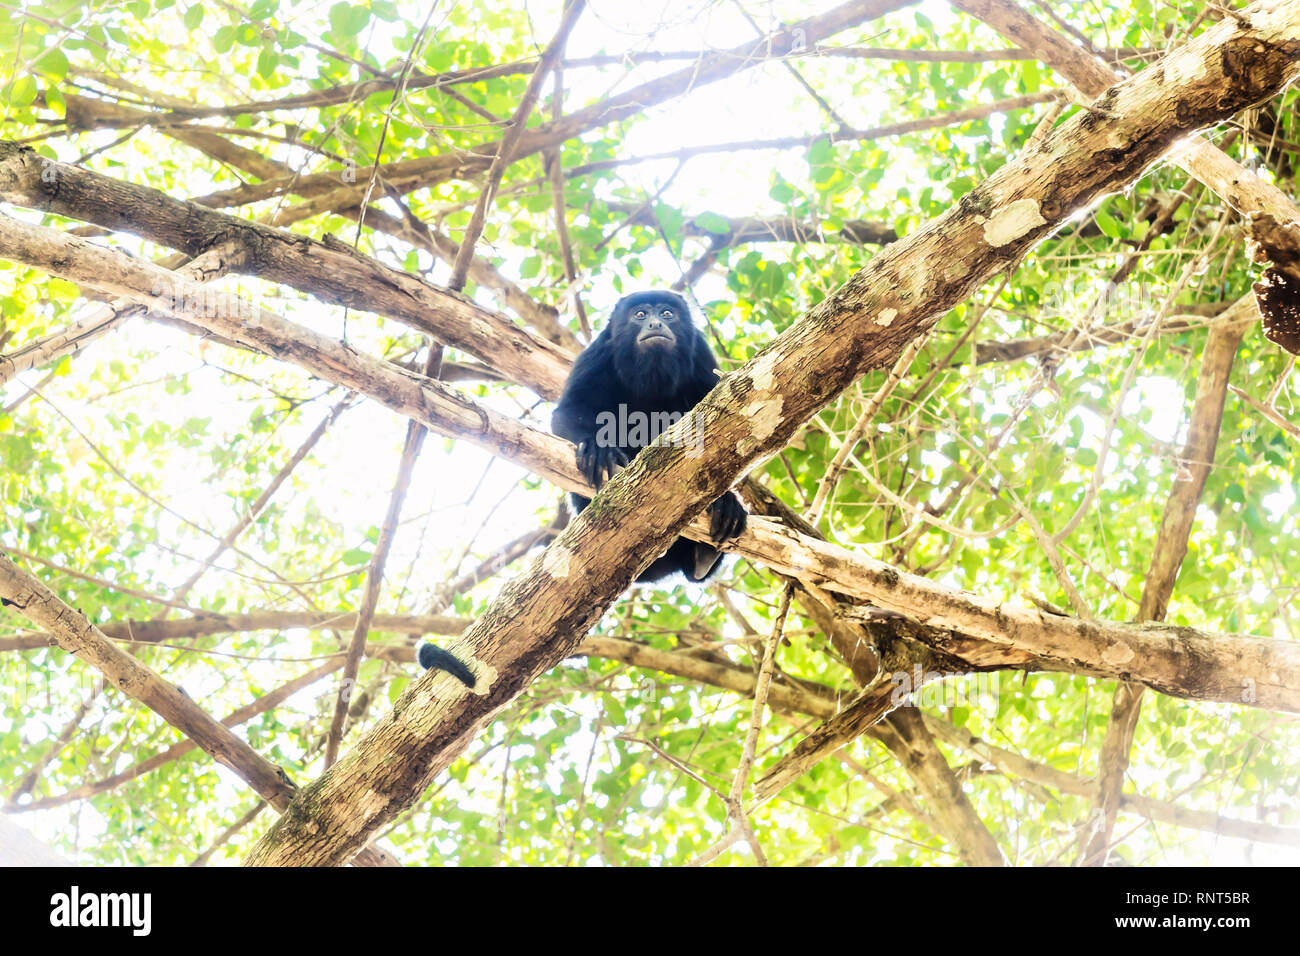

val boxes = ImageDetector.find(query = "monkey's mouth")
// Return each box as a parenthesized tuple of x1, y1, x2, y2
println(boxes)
(637, 332, 676, 347)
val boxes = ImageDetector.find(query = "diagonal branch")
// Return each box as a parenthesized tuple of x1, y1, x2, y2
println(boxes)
(448, 0, 586, 292)
(0, 141, 575, 400)
(1078, 302, 1255, 866)
(13, 659, 343, 812)
(0, 551, 397, 865)
(323, 351, 439, 769)
(874, 708, 1005, 865)
(1230, 382, 1300, 440)
(949, 0, 1300, 277)
(0, 240, 244, 387)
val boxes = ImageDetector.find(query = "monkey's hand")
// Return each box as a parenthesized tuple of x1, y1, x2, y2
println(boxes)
(708, 491, 748, 545)
(575, 439, 630, 490)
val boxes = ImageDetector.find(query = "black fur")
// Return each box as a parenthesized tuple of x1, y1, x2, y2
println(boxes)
(551, 291, 747, 583)
(417, 642, 477, 686)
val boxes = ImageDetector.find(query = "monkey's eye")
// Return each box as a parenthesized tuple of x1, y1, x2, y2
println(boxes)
(661, 309, 673, 318)
(635, 309, 647, 318)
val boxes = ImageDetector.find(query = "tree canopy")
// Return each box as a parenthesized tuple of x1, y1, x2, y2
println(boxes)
(1, 0, 1298, 866)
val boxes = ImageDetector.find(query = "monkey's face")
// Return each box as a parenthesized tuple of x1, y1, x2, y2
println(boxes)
(609, 291, 694, 396)
(629, 300, 679, 351)
(612, 293, 688, 354)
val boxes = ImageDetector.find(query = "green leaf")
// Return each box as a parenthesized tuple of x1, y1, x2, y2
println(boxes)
(36, 46, 70, 81)
(9, 75, 37, 107)
(692, 211, 732, 235)
(1093, 207, 1122, 238)
(654, 204, 683, 243)
(807, 136, 833, 167)
(43, 84, 65, 117)
(46, 278, 81, 303)
(212, 25, 236, 53)
(248, 0, 278, 20)
(257, 47, 278, 79)
(330, 2, 369, 37)
(769, 180, 795, 203)
(342, 547, 371, 566)
(1022, 60, 1041, 92)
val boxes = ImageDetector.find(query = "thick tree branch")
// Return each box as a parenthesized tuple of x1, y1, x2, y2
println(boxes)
(950, 0, 1300, 280)
(0, 142, 574, 400)
(0, 240, 243, 387)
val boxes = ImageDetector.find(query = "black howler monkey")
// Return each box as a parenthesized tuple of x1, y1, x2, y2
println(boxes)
(552, 290, 746, 581)
(417, 291, 746, 681)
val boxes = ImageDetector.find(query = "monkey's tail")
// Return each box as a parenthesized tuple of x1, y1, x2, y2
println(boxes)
(417, 642, 476, 688)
